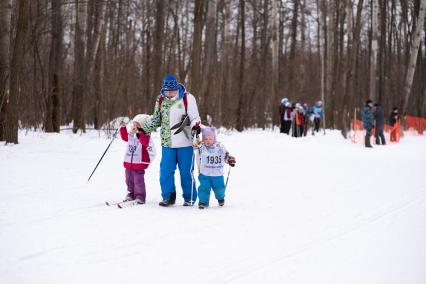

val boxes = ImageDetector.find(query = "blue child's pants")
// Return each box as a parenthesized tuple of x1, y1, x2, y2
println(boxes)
(197, 174, 225, 205)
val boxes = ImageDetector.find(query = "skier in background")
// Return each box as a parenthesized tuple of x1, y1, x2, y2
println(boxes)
(310, 100, 324, 134)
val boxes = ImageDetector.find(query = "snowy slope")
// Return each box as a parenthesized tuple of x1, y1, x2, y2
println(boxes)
(1, 129, 425, 284)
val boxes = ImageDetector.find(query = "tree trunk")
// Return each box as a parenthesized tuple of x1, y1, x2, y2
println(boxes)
(0, 0, 12, 141)
(316, 0, 326, 129)
(4, 0, 29, 144)
(45, 0, 63, 133)
(220, 0, 232, 127)
(271, 0, 280, 126)
(342, 0, 364, 137)
(200, 0, 217, 121)
(289, 0, 299, 98)
(152, 0, 165, 99)
(401, 0, 426, 114)
(236, 0, 245, 132)
(71, 0, 87, 133)
(369, 0, 379, 101)
(191, 0, 204, 102)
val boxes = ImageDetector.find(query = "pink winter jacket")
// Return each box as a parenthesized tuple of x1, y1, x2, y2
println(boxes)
(120, 126, 151, 170)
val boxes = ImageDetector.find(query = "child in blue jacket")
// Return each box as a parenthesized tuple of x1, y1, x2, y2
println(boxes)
(193, 127, 236, 209)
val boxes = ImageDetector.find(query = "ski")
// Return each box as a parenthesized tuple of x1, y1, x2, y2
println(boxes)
(117, 199, 145, 209)
(106, 199, 130, 206)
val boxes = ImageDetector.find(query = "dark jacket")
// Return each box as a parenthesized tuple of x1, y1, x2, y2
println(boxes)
(362, 106, 374, 130)
(389, 111, 399, 126)
(374, 106, 385, 130)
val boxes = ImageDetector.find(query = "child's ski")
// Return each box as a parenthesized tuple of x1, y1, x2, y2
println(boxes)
(117, 199, 144, 208)
(106, 199, 129, 206)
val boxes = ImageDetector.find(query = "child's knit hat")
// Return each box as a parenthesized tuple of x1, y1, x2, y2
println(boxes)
(132, 114, 150, 126)
(201, 127, 217, 143)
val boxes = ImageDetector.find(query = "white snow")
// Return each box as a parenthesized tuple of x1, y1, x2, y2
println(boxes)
(1, 129, 426, 284)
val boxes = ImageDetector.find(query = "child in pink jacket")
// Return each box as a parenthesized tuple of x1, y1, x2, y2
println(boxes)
(120, 114, 156, 204)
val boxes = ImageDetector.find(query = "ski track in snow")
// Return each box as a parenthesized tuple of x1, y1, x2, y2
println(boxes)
(1, 129, 426, 284)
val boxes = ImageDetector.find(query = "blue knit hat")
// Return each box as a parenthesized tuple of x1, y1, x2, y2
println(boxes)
(161, 74, 186, 98)
(162, 74, 179, 91)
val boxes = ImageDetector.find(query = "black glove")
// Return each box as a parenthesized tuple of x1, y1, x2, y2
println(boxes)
(192, 122, 201, 135)
(137, 127, 146, 135)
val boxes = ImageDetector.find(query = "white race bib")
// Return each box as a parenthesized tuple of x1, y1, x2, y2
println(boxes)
(124, 134, 142, 164)
(199, 143, 226, 176)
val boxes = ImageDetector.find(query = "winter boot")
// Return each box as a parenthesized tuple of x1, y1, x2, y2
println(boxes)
(218, 199, 225, 206)
(170, 192, 176, 204)
(365, 135, 373, 148)
(159, 192, 176, 207)
(135, 198, 145, 204)
(198, 203, 207, 209)
(159, 200, 173, 207)
(124, 193, 134, 201)
(183, 200, 194, 206)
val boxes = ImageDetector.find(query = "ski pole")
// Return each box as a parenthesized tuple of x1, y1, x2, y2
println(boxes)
(189, 132, 199, 205)
(225, 166, 232, 189)
(87, 128, 119, 182)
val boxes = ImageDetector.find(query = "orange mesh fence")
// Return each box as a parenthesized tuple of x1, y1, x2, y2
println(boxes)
(350, 119, 401, 144)
(405, 115, 426, 135)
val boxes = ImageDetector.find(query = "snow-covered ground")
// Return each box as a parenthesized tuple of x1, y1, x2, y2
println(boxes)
(1, 129, 426, 284)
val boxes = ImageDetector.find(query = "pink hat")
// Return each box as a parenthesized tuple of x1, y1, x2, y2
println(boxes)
(201, 127, 217, 143)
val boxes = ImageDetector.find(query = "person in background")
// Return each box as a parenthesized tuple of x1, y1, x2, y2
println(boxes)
(362, 100, 374, 148)
(279, 98, 289, 133)
(389, 107, 400, 142)
(310, 100, 323, 135)
(373, 103, 386, 145)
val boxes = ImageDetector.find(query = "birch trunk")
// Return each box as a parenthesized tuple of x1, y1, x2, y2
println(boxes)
(369, 0, 379, 101)
(401, 0, 426, 114)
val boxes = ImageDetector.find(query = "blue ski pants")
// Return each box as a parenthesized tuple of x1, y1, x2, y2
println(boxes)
(197, 174, 225, 205)
(160, 146, 197, 202)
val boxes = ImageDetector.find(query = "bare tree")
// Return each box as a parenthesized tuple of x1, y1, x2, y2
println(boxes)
(271, 0, 280, 125)
(71, 0, 87, 133)
(200, 0, 217, 120)
(45, 0, 63, 133)
(369, 0, 379, 101)
(4, 0, 29, 143)
(0, 0, 12, 140)
(190, 0, 204, 103)
(235, 0, 246, 131)
(152, 0, 165, 98)
(401, 0, 426, 114)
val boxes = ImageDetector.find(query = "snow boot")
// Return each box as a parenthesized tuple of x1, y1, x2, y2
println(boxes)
(125, 193, 134, 201)
(135, 198, 145, 204)
(170, 192, 176, 203)
(183, 200, 194, 206)
(218, 199, 225, 206)
(198, 203, 207, 209)
(159, 200, 174, 207)
(365, 135, 373, 148)
(159, 192, 177, 207)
